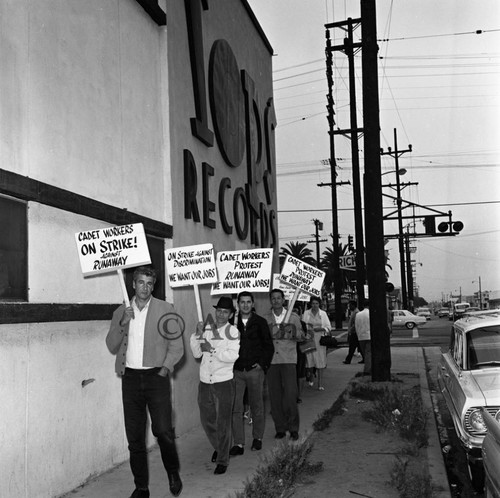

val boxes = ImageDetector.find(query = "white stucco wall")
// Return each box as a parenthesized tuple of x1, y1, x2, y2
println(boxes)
(0, 1, 174, 497)
(0, 0, 170, 224)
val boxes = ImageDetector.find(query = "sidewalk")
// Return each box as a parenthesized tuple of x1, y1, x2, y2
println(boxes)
(63, 346, 450, 498)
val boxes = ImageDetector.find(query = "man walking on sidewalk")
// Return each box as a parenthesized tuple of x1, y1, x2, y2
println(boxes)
(106, 266, 184, 498)
(343, 300, 361, 364)
(190, 296, 240, 475)
(264, 289, 307, 441)
(230, 291, 274, 456)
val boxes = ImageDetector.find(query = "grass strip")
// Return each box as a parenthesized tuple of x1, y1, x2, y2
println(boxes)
(233, 439, 323, 498)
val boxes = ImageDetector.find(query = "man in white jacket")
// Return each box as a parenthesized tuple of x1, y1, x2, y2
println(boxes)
(190, 296, 240, 475)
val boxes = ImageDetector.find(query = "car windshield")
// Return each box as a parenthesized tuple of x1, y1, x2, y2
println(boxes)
(467, 325, 500, 370)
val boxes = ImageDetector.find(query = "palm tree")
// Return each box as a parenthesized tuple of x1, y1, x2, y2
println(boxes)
(279, 241, 316, 270)
(320, 243, 354, 295)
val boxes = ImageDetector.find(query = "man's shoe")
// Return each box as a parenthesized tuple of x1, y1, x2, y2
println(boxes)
(211, 450, 218, 462)
(342, 360, 350, 364)
(290, 431, 299, 441)
(214, 464, 227, 475)
(358, 360, 365, 364)
(130, 489, 150, 498)
(229, 445, 244, 456)
(275, 432, 286, 439)
(251, 439, 262, 451)
(168, 472, 183, 497)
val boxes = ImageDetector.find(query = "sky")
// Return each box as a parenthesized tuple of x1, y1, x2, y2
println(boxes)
(247, 0, 500, 304)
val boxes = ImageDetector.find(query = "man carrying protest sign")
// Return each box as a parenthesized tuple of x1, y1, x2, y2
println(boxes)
(263, 289, 309, 441)
(106, 266, 184, 498)
(190, 296, 240, 475)
(229, 291, 274, 456)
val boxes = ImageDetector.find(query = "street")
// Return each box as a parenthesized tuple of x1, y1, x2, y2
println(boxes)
(391, 314, 451, 348)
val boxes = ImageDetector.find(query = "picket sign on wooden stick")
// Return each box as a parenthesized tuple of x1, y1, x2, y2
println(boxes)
(284, 287, 300, 322)
(193, 283, 203, 322)
(117, 269, 130, 308)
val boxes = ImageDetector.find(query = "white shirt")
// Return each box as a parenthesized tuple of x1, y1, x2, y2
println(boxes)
(355, 308, 371, 341)
(126, 297, 152, 369)
(273, 308, 286, 325)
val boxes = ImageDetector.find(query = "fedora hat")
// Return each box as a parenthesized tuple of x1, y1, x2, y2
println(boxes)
(213, 296, 234, 311)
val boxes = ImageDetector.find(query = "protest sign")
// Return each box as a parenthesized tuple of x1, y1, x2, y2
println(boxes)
(75, 223, 151, 277)
(165, 243, 217, 321)
(211, 248, 273, 295)
(278, 255, 325, 321)
(272, 273, 310, 302)
(165, 244, 217, 288)
(279, 255, 325, 298)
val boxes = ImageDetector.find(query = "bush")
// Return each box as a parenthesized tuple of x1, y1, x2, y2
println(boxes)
(361, 385, 428, 448)
(390, 456, 433, 498)
(234, 439, 323, 498)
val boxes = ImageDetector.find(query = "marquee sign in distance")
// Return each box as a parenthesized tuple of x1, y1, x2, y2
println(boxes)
(339, 254, 356, 270)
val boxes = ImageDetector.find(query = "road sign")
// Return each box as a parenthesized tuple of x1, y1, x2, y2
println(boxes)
(339, 254, 356, 268)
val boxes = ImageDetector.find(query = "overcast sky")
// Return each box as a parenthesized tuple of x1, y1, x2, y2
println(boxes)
(248, 0, 500, 303)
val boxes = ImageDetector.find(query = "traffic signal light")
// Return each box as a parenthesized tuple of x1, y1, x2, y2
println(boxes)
(347, 235, 354, 251)
(437, 220, 464, 234)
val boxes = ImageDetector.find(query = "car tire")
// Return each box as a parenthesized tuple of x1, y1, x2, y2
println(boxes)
(405, 322, 415, 329)
(467, 456, 485, 493)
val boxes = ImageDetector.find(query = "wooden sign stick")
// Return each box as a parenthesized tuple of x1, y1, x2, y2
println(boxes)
(117, 269, 130, 307)
(284, 287, 300, 322)
(193, 283, 203, 322)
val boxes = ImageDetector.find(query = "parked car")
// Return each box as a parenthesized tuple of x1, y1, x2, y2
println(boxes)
(438, 307, 450, 318)
(416, 307, 432, 320)
(437, 310, 500, 492)
(391, 310, 427, 329)
(450, 302, 471, 321)
(481, 408, 500, 498)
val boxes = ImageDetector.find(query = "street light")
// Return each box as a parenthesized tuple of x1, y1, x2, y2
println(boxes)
(382, 167, 407, 177)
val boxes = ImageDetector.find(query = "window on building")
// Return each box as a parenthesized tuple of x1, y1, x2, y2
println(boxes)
(0, 196, 28, 301)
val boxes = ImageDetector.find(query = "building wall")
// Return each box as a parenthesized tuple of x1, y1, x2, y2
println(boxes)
(0, 1, 276, 497)
(165, 0, 277, 434)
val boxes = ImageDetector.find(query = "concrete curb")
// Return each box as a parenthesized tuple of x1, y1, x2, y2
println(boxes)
(416, 348, 452, 498)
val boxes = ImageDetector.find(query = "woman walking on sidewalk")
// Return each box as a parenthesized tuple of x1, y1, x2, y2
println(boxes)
(303, 296, 331, 390)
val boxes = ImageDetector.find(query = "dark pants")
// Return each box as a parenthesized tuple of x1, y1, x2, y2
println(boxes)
(344, 332, 361, 363)
(122, 368, 180, 489)
(198, 379, 235, 466)
(358, 340, 372, 374)
(232, 367, 266, 445)
(266, 363, 299, 433)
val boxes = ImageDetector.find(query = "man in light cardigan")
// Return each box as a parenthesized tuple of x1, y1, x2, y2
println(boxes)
(106, 266, 184, 498)
(263, 288, 308, 441)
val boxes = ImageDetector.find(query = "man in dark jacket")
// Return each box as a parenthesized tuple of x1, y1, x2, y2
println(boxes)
(229, 291, 274, 455)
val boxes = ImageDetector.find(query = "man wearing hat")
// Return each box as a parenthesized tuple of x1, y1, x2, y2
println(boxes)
(190, 296, 240, 475)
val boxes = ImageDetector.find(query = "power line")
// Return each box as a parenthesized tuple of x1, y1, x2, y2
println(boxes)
(378, 28, 500, 43)
(278, 200, 500, 213)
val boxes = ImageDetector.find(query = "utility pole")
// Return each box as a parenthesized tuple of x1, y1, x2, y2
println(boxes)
(380, 129, 412, 309)
(325, 29, 344, 330)
(404, 232, 414, 312)
(360, 0, 391, 381)
(307, 219, 327, 267)
(324, 17, 366, 310)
